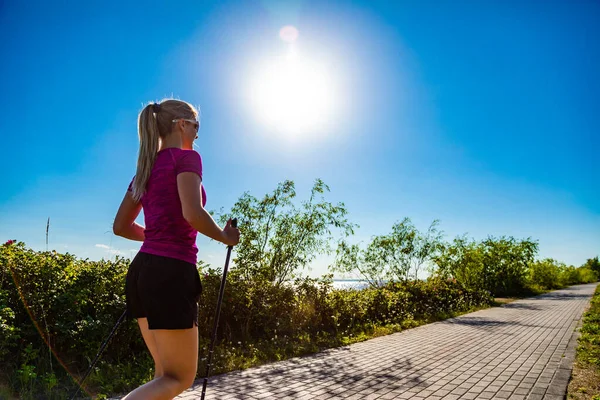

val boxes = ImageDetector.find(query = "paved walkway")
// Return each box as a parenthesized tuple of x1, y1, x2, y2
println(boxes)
(172, 283, 597, 400)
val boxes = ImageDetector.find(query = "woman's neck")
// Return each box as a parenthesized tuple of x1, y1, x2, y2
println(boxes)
(158, 136, 183, 151)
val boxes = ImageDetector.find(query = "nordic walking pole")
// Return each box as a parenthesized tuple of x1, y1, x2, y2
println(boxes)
(200, 218, 237, 400)
(69, 309, 127, 400)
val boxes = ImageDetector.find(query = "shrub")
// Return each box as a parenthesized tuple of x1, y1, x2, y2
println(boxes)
(1, 242, 494, 398)
(529, 258, 562, 290)
(0, 242, 148, 398)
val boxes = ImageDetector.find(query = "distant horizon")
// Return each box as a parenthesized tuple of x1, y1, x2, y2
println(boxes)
(4, 204, 599, 280)
(6, 236, 596, 284)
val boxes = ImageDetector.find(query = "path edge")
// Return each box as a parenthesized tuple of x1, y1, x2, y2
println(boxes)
(543, 286, 589, 400)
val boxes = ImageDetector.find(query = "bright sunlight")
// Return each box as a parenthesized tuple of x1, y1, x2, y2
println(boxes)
(248, 26, 336, 135)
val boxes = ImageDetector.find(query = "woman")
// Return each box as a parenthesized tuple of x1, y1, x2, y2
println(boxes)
(113, 99, 240, 400)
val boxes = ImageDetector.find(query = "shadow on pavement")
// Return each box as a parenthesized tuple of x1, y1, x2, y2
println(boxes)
(208, 352, 426, 397)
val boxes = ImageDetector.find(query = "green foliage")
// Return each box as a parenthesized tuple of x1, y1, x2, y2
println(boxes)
(434, 235, 539, 297)
(577, 285, 600, 367)
(0, 303, 19, 361)
(0, 241, 149, 399)
(1, 180, 595, 398)
(584, 256, 600, 275)
(576, 267, 599, 284)
(1, 241, 492, 398)
(217, 179, 356, 284)
(528, 258, 598, 290)
(331, 218, 444, 285)
(196, 268, 491, 364)
(559, 264, 598, 286)
(435, 235, 485, 291)
(435, 236, 597, 297)
(529, 258, 563, 289)
(479, 236, 538, 297)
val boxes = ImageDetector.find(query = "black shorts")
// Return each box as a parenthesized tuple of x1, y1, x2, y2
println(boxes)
(125, 252, 202, 330)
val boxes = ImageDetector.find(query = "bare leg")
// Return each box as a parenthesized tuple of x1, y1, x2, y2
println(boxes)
(137, 318, 164, 379)
(122, 326, 198, 400)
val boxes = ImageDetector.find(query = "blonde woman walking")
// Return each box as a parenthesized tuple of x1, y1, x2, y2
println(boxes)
(113, 99, 240, 400)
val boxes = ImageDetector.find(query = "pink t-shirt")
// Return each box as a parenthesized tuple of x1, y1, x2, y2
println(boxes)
(128, 148, 207, 265)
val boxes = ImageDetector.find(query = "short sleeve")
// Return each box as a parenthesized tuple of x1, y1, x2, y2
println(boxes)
(176, 150, 203, 179)
(127, 176, 135, 192)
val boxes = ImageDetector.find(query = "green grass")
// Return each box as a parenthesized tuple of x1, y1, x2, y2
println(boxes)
(568, 284, 600, 400)
(578, 286, 600, 366)
(0, 382, 17, 400)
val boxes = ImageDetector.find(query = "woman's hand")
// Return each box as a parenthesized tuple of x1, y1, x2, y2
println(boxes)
(221, 219, 240, 246)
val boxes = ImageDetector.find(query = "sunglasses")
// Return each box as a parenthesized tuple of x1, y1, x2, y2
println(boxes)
(172, 118, 199, 131)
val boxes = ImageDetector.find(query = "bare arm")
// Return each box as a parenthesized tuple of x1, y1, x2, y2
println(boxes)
(113, 191, 145, 241)
(177, 172, 234, 244)
(178, 173, 240, 245)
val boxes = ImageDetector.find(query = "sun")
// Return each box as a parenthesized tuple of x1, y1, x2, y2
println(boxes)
(248, 48, 335, 135)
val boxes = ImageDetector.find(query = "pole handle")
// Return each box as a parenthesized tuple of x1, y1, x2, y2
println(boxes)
(226, 218, 238, 250)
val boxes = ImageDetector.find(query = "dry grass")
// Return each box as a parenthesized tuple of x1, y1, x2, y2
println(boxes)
(493, 288, 551, 306)
(493, 297, 519, 305)
(567, 361, 600, 400)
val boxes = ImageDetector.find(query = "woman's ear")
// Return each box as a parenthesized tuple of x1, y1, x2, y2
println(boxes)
(174, 119, 184, 133)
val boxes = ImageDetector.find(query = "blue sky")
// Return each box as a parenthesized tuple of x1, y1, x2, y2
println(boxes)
(0, 0, 598, 277)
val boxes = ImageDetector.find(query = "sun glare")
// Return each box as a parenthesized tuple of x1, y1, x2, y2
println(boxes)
(248, 36, 336, 136)
(279, 25, 299, 43)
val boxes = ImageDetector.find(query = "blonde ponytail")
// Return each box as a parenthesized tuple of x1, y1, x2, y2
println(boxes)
(130, 99, 199, 202)
(132, 104, 160, 202)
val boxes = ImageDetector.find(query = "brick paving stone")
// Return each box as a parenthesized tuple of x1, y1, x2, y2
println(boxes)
(530, 387, 546, 396)
(504, 383, 519, 390)
(419, 389, 437, 397)
(472, 383, 489, 391)
(527, 394, 544, 400)
(441, 395, 461, 400)
(494, 390, 513, 398)
(544, 396, 565, 400)
(514, 387, 530, 395)
(450, 388, 469, 396)
(106, 284, 596, 399)
(434, 389, 453, 397)
(486, 384, 503, 392)
(253, 392, 276, 399)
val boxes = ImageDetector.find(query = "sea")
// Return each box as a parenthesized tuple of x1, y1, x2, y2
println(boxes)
(331, 279, 371, 290)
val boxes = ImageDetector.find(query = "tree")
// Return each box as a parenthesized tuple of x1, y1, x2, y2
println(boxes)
(529, 258, 561, 290)
(583, 256, 600, 275)
(434, 235, 486, 290)
(480, 236, 538, 296)
(332, 240, 384, 287)
(218, 179, 356, 284)
(434, 235, 539, 296)
(331, 218, 444, 286)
